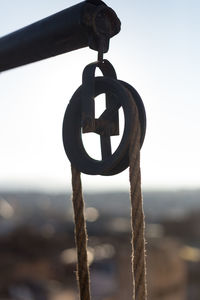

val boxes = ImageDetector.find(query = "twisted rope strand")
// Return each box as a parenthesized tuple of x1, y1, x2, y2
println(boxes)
(129, 102, 147, 300)
(70, 96, 147, 300)
(71, 166, 91, 300)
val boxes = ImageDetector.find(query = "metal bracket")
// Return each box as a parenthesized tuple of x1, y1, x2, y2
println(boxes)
(83, 2, 121, 53)
(81, 59, 118, 134)
(0, 1, 121, 72)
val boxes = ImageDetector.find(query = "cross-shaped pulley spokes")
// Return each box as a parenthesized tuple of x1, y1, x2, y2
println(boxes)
(81, 60, 119, 161)
(62, 60, 146, 175)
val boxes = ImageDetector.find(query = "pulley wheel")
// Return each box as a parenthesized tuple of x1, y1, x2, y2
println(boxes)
(62, 76, 145, 175)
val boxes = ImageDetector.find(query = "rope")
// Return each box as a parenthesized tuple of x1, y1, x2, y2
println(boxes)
(129, 101, 147, 299)
(71, 166, 91, 300)
(70, 98, 147, 300)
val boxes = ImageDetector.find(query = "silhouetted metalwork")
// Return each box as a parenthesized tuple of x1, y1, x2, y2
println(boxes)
(62, 59, 146, 175)
(0, 0, 121, 72)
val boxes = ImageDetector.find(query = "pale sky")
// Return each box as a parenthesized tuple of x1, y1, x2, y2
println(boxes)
(0, 0, 200, 192)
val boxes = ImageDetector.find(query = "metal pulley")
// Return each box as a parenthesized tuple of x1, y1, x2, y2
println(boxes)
(62, 59, 146, 175)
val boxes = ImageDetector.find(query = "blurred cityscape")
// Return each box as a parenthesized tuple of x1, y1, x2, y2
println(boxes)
(0, 190, 200, 299)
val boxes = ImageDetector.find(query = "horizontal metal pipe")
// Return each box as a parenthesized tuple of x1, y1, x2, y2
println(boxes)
(0, 0, 120, 72)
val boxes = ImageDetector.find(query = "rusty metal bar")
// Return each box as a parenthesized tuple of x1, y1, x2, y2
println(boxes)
(0, 0, 120, 72)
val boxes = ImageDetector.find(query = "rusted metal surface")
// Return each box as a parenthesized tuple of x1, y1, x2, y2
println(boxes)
(62, 60, 146, 176)
(0, 1, 120, 72)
